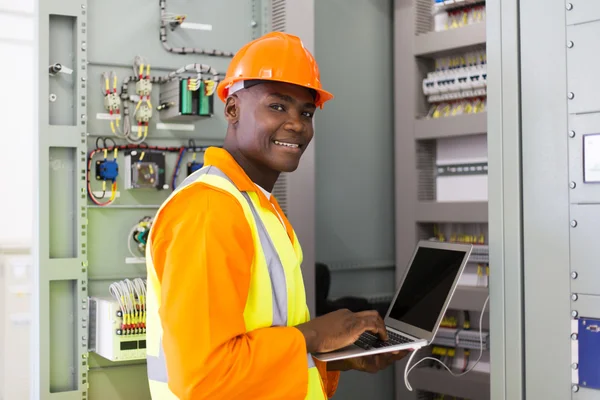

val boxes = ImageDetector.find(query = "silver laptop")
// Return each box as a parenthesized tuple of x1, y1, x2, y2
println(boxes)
(313, 240, 473, 362)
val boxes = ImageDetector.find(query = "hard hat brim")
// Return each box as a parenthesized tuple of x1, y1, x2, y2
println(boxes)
(217, 77, 334, 109)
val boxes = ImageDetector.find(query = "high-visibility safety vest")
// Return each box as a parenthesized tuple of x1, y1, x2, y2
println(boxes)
(145, 165, 328, 399)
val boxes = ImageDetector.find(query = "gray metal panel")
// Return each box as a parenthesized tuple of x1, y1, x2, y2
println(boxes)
(574, 387, 600, 400)
(393, 0, 419, 399)
(448, 286, 489, 312)
(415, 113, 487, 140)
(520, 1, 572, 400)
(566, 0, 600, 26)
(486, 0, 523, 398)
(415, 201, 488, 223)
(572, 293, 600, 320)
(566, 21, 600, 115)
(281, 0, 317, 318)
(414, 22, 486, 57)
(35, 0, 89, 398)
(569, 205, 600, 295)
(315, 0, 395, 267)
(568, 113, 600, 204)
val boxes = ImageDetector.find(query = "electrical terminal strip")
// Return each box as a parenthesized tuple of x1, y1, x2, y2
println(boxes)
(88, 278, 147, 362)
(422, 50, 487, 118)
(432, 0, 486, 33)
(432, 327, 490, 350)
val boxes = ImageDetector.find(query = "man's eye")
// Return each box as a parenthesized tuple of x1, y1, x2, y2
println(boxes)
(270, 104, 284, 111)
(302, 111, 314, 118)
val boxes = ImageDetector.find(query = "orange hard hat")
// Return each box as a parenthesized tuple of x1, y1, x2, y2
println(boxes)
(216, 32, 334, 108)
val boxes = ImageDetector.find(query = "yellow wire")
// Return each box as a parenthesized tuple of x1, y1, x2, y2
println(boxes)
(103, 149, 108, 159)
(139, 63, 144, 76)
(113, 75, 117, 91)
(113, 148, 118, 158)
(110, 120, 115, 134)
(104, 77, 109, 92)
(146, 64, 150, 77)
(140, 151, 145, 161)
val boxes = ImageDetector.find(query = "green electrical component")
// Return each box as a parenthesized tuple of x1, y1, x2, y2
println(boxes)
(158, 77, 215, 121)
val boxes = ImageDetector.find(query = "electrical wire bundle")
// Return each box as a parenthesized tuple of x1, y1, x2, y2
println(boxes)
(159, 0, 235, 57)
(128, 217, 153, 258)
(87, 138, 214, 207)
(109, 278, 147, 336)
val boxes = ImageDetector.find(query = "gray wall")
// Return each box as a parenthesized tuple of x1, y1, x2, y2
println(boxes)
(315, 0, 396, 399)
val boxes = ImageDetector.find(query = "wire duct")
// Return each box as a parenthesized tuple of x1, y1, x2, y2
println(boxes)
(159, 0, 235, 57)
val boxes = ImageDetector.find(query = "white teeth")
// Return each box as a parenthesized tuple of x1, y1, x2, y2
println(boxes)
(274, 140, 299, 148)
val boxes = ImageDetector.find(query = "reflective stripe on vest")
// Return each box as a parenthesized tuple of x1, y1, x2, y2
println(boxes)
(146, 165, 319, 397)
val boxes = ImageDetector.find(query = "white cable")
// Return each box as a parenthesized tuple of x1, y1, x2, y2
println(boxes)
(404, 295, 490, 391)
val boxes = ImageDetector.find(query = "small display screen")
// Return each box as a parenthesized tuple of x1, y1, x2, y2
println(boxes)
(388, 246, 466, 332)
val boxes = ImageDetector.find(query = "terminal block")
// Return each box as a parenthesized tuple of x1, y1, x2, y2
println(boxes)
(95, 159, 119, 182)
(123, 150, 167, 190)
(88, 297, 146, 362)
(135, 103, 152, 123)
(135, 78, 152, 96)
(158, 78, 215, 121)
(103, 92, 121, 113)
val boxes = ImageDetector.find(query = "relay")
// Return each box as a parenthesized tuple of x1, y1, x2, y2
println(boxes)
(187, 161, 204, 176)
(96, 159, 119, 182)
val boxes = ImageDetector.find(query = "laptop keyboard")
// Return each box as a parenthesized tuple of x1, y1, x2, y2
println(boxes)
(354, 330, 415, 350)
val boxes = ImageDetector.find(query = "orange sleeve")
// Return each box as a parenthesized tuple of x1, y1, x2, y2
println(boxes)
(314, 358, 341, 398)
(151, 184, 311, 400)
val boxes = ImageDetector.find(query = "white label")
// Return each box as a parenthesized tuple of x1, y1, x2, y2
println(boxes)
(156, 123, 195, 132)
(60, 66, 73, 75)
(96, 113, 119, 120)
(181, 22, 213, 31)
(125, 257, 146, 264)
(584, 134, 600, 183)
(10, 313, 31, 325)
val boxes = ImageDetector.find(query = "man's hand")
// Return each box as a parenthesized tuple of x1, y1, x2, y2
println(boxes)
(327, 350, 410, 374)
(294, 309, 387, 354)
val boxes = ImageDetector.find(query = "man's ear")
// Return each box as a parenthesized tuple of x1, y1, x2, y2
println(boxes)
(224, 95, 239, 124)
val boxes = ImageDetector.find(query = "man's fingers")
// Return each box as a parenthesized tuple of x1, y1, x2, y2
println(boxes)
(362, 315, 388, 341)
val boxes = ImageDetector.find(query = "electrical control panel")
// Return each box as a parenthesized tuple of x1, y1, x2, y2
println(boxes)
(88, 296, 146, 362)
(123, 150, 167, 190)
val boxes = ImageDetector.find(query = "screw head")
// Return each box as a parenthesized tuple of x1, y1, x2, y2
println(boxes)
(250, 20, 257, 27)
(81, 4, 86, 8)
(571, 332, 578, 340)
(571, 220, 578, 227)
(572, 310, 579, 318)
(572, 363, 579, 370)
(566, 3, 573, 10)
(568, 41, 574, 48)
(80, 114, 87, 121)
(569, 130, 576, 138)
(572, 271, 578, 279)
(572, 293, 578, 301)
(570, 181, 576, 189)
(568, 92, 575, 100)
(572, 385, 579, 392)
(81, 41, 87, 51)
(49, 93, 57, 102)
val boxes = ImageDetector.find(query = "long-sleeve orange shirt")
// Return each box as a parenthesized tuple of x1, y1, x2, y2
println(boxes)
(149, 148, 340, 399)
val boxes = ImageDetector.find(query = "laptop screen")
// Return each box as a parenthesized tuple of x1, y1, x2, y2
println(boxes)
(387, 245, 467, 333)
